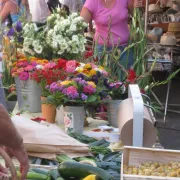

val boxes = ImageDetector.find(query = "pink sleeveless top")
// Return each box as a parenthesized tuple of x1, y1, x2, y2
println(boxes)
(84, 0, 130, 46)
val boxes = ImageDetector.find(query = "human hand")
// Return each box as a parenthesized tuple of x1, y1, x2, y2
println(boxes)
(3, 144, 29, 180)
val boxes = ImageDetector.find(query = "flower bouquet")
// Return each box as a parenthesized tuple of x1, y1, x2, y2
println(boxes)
(46, 62, 109, 107)
(30, 59, 68, 98)
(22, 9, 87, 60)
(11, 57, 49, 112)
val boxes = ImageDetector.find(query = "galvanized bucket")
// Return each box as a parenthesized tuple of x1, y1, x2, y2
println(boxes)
(15, 78, 41, 113)
(6, 101, 17, 112)
(64, 106, 85, 134)
(0, 79, 7, 109)
(107, 100, 122, 128)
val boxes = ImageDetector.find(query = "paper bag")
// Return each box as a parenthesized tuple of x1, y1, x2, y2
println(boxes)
(117, 98, 157, 147)
(11, 116, 89, 155)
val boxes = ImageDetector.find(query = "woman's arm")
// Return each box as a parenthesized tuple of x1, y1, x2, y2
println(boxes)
(80, 7, 92, 23)
(0, 2, 17, 23)
(128, 0, 134, 16)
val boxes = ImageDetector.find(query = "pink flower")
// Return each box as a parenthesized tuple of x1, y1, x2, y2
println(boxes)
(65, 86, 79, 99)
(17, 68, 24, 73)
(19, 72, 29, 81)
(24, 65, 34, 72)
(17, 61, 29, 67)
(66, 60, 77, 73)
(83, 85, 96, 95)
(44, 62, 56, 69)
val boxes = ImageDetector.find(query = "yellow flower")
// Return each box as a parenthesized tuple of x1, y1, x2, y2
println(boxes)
(61, 80, 72, 86)
(89, 69, 97, 76)
(12, 62, 17, 67)
(84, 63, 92, 69)
(99, 66, 104, 70)
(87, 81, 96, 88)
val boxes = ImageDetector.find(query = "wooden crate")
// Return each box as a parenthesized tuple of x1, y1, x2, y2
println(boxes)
(121, 146, 180, 180)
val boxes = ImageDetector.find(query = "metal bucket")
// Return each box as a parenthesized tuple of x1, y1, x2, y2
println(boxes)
(0, 79, 7, 109)
(64, 106, 85, 134)
(107, 100, 121, 128)
(6, 101, 17, 112)
(15, 78, 41, 112)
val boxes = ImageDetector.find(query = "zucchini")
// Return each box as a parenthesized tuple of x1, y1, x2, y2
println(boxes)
(17, 171, 48, 180)
(31, 168, 49, 175)
(49, 169, 61, 180)
(89, 139, 107, 147)
(58, 161, 114, 180)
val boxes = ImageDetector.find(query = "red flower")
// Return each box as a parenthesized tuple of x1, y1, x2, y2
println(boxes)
(55, 59, 67, 69)
(85, 51, 93, 59)
(127, 69, 136, 84)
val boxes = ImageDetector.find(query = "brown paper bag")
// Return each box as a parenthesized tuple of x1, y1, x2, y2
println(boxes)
(11, 116, 89, 156)
(117, 98, 157, 147)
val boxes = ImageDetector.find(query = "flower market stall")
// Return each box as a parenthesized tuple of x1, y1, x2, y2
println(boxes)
(0, 7, 180, 180)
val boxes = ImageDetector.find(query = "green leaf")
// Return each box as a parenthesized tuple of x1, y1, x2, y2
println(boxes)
(86, 95, 97, 103)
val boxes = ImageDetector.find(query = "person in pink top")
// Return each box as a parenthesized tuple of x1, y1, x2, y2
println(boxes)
(81, 0, 137, 77)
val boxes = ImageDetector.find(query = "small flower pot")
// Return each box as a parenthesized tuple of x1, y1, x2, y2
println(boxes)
(41, 97, 56, 123)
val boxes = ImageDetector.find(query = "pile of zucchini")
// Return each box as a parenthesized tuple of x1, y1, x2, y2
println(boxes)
(17, 161, 114, 180)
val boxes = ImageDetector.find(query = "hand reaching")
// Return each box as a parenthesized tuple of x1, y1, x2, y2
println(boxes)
(3, 144, 29, 180)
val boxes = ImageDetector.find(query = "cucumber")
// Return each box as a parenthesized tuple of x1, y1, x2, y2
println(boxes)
(17, 171, 48, 180)
(31, 168, 49, 175)
(89, 139, 107, 146)
(49, 169, 61, 180)
(58, 161, 114, 180)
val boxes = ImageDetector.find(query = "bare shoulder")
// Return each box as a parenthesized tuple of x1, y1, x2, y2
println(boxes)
(3, 1, 18, 13)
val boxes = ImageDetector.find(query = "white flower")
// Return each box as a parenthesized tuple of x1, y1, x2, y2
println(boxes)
(34, 45, 43, 54)
(75, 67, 83, 71)
(32, 40, 40, 47)
(57, 49, 64, 55)
(36, 65, 44, 69)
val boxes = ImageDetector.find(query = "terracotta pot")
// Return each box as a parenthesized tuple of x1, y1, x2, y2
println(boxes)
(41, 97, 56, 123)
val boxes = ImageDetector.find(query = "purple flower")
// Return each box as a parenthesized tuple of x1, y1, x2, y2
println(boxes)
(19, 72, 29, 81)
(77, 73, 85, 79)
(62, 88, 67, 94)
(46, 85, 50, 89)
(91, 75, 98, 84)
(16, 21, 22, 32)
(17, 35, 23, 43)
(65, 86, 79, 99)
(74, 77, 87, 86)
(99, 91, 108, 98)
(50, 82, 58, 92)
(7, 28, 15, 37)
(81, 93, 88, 101)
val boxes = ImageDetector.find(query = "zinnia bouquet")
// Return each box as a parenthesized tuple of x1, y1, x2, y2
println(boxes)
(11, 57, 48, 81)
(30, 59, 68, 97)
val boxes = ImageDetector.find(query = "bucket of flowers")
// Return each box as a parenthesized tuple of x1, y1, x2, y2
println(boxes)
(30, 59, 69, 123)
(11, 56, 49, 112)
(46, 62, 109, 133)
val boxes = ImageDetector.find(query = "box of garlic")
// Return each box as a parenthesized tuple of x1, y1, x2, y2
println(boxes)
(121, 146, 180, 180)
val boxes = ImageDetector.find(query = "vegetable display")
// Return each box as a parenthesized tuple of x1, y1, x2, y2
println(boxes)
(124, 161, 180, 177)
(58, 161, 114, 180)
